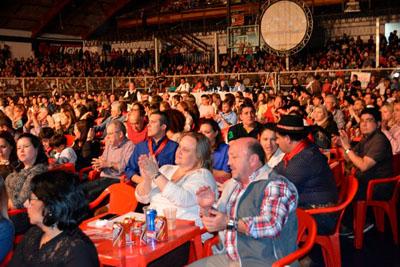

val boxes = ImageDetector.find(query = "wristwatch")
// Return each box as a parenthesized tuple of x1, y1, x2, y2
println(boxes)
(345, 148, 352, 155)
(226, 218, 238, 231)
(151, 171, 162, 180)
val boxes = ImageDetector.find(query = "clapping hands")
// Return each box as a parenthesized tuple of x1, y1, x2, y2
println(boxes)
(138, 154, 159, 181)
(338, 129, 351, 150)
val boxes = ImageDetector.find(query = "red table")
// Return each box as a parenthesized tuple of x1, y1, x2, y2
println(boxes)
(81, 215, 204, 267)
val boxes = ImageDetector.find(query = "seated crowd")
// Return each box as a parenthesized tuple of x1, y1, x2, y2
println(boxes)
(0, 70, 398, 266)
(1, 31, 400, 78)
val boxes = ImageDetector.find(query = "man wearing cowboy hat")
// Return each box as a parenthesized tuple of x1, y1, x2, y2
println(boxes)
(274, 114, 338, 235)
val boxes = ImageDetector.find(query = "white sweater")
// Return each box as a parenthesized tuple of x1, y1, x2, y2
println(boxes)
(135, 165, 217, 228)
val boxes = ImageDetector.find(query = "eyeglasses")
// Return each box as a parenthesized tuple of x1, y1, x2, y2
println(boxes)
(28, 195, 39, 203)
(106, 130, 121, 136)
(360, 118, 376, 124)
(17, 144, 32, 150)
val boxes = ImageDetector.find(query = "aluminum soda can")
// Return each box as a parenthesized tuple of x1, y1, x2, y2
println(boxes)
(112, 222, 124, 247)
(146, 209, 157, 231)
(132, 221, 145, 246)
(155, 216, 168, 242)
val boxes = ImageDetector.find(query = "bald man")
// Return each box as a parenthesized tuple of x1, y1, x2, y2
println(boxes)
(191, 138, 298, 267)
(126, 110, 148, 144)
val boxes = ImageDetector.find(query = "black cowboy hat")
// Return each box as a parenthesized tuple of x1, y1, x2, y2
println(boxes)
(275, 114, 309, 135)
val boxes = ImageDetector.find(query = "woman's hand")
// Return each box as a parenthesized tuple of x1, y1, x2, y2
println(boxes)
(138, 154, 159, 181)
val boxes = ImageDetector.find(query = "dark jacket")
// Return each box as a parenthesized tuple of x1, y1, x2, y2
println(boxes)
(274, 143, 338, 207)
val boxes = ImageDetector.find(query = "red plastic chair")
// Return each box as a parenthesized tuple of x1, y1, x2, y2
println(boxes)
(306, 176, 358, 267)
(329, 147, 344, 161)
(353, 175, 400, 249)
(49, 163, 76, 173)
(79, 166, 127, 184)
(8, 208, 27, 245)
(203, 231, 219, 257)
(64, 134, 75, 147)
(88, 183, 137, 216)
(79, 166, 101, 182)
(329, 158, 346, 202)
(272, 209, 317, 267)
(1, 208, 28, 266)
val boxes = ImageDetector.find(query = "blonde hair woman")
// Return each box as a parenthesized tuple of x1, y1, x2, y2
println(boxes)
(311, 105, 339, 148)
(381, 102, 400, 154)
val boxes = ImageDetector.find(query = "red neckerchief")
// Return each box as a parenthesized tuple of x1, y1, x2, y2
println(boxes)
(283, 140, 310, 167)
(148, 137, 169, 157)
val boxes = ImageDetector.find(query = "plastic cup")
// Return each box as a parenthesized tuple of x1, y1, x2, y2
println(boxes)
(163, 207, 177, 230)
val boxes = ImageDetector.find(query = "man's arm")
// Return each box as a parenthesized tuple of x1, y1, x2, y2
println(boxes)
(202, 179, 297, 238)
(344, 150, 376, 172)
(125, 145, 142, 182)
(238, 180, 297, 239)
(339, 129, 377, 172)
(93, 116, 109, 132)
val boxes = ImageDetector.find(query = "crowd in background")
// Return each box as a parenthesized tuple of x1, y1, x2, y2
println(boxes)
(1, 31, 400, 79)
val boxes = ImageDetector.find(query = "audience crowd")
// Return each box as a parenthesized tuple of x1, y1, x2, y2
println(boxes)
(1, 31, 400, 79)
(0, 32, 399, 267)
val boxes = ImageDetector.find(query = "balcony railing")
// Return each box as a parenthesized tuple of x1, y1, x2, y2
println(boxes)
(0, 67, 396, 96)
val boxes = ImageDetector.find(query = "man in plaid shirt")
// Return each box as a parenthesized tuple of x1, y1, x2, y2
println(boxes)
(191, 138, 298, 267)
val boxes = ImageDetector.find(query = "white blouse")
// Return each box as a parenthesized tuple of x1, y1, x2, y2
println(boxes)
(135, 165, 217, 228)
(267, 148, 285, 169)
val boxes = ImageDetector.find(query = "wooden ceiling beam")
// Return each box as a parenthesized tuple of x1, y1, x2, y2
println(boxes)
(118, 0, 343, 29)
(83, 0, 131, 40)
(31, 0, 74, 38)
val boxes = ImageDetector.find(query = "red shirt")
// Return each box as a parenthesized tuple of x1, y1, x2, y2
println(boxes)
(264, 106, 276, 123)
(127, 125, 148, 144)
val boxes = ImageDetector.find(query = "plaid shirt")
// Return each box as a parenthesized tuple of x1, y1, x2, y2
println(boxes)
(225, 166, 298, 261)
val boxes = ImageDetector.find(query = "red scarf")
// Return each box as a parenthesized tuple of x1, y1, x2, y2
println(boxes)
(148, 137, 169, 157)
(283, 140, 310, 167)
